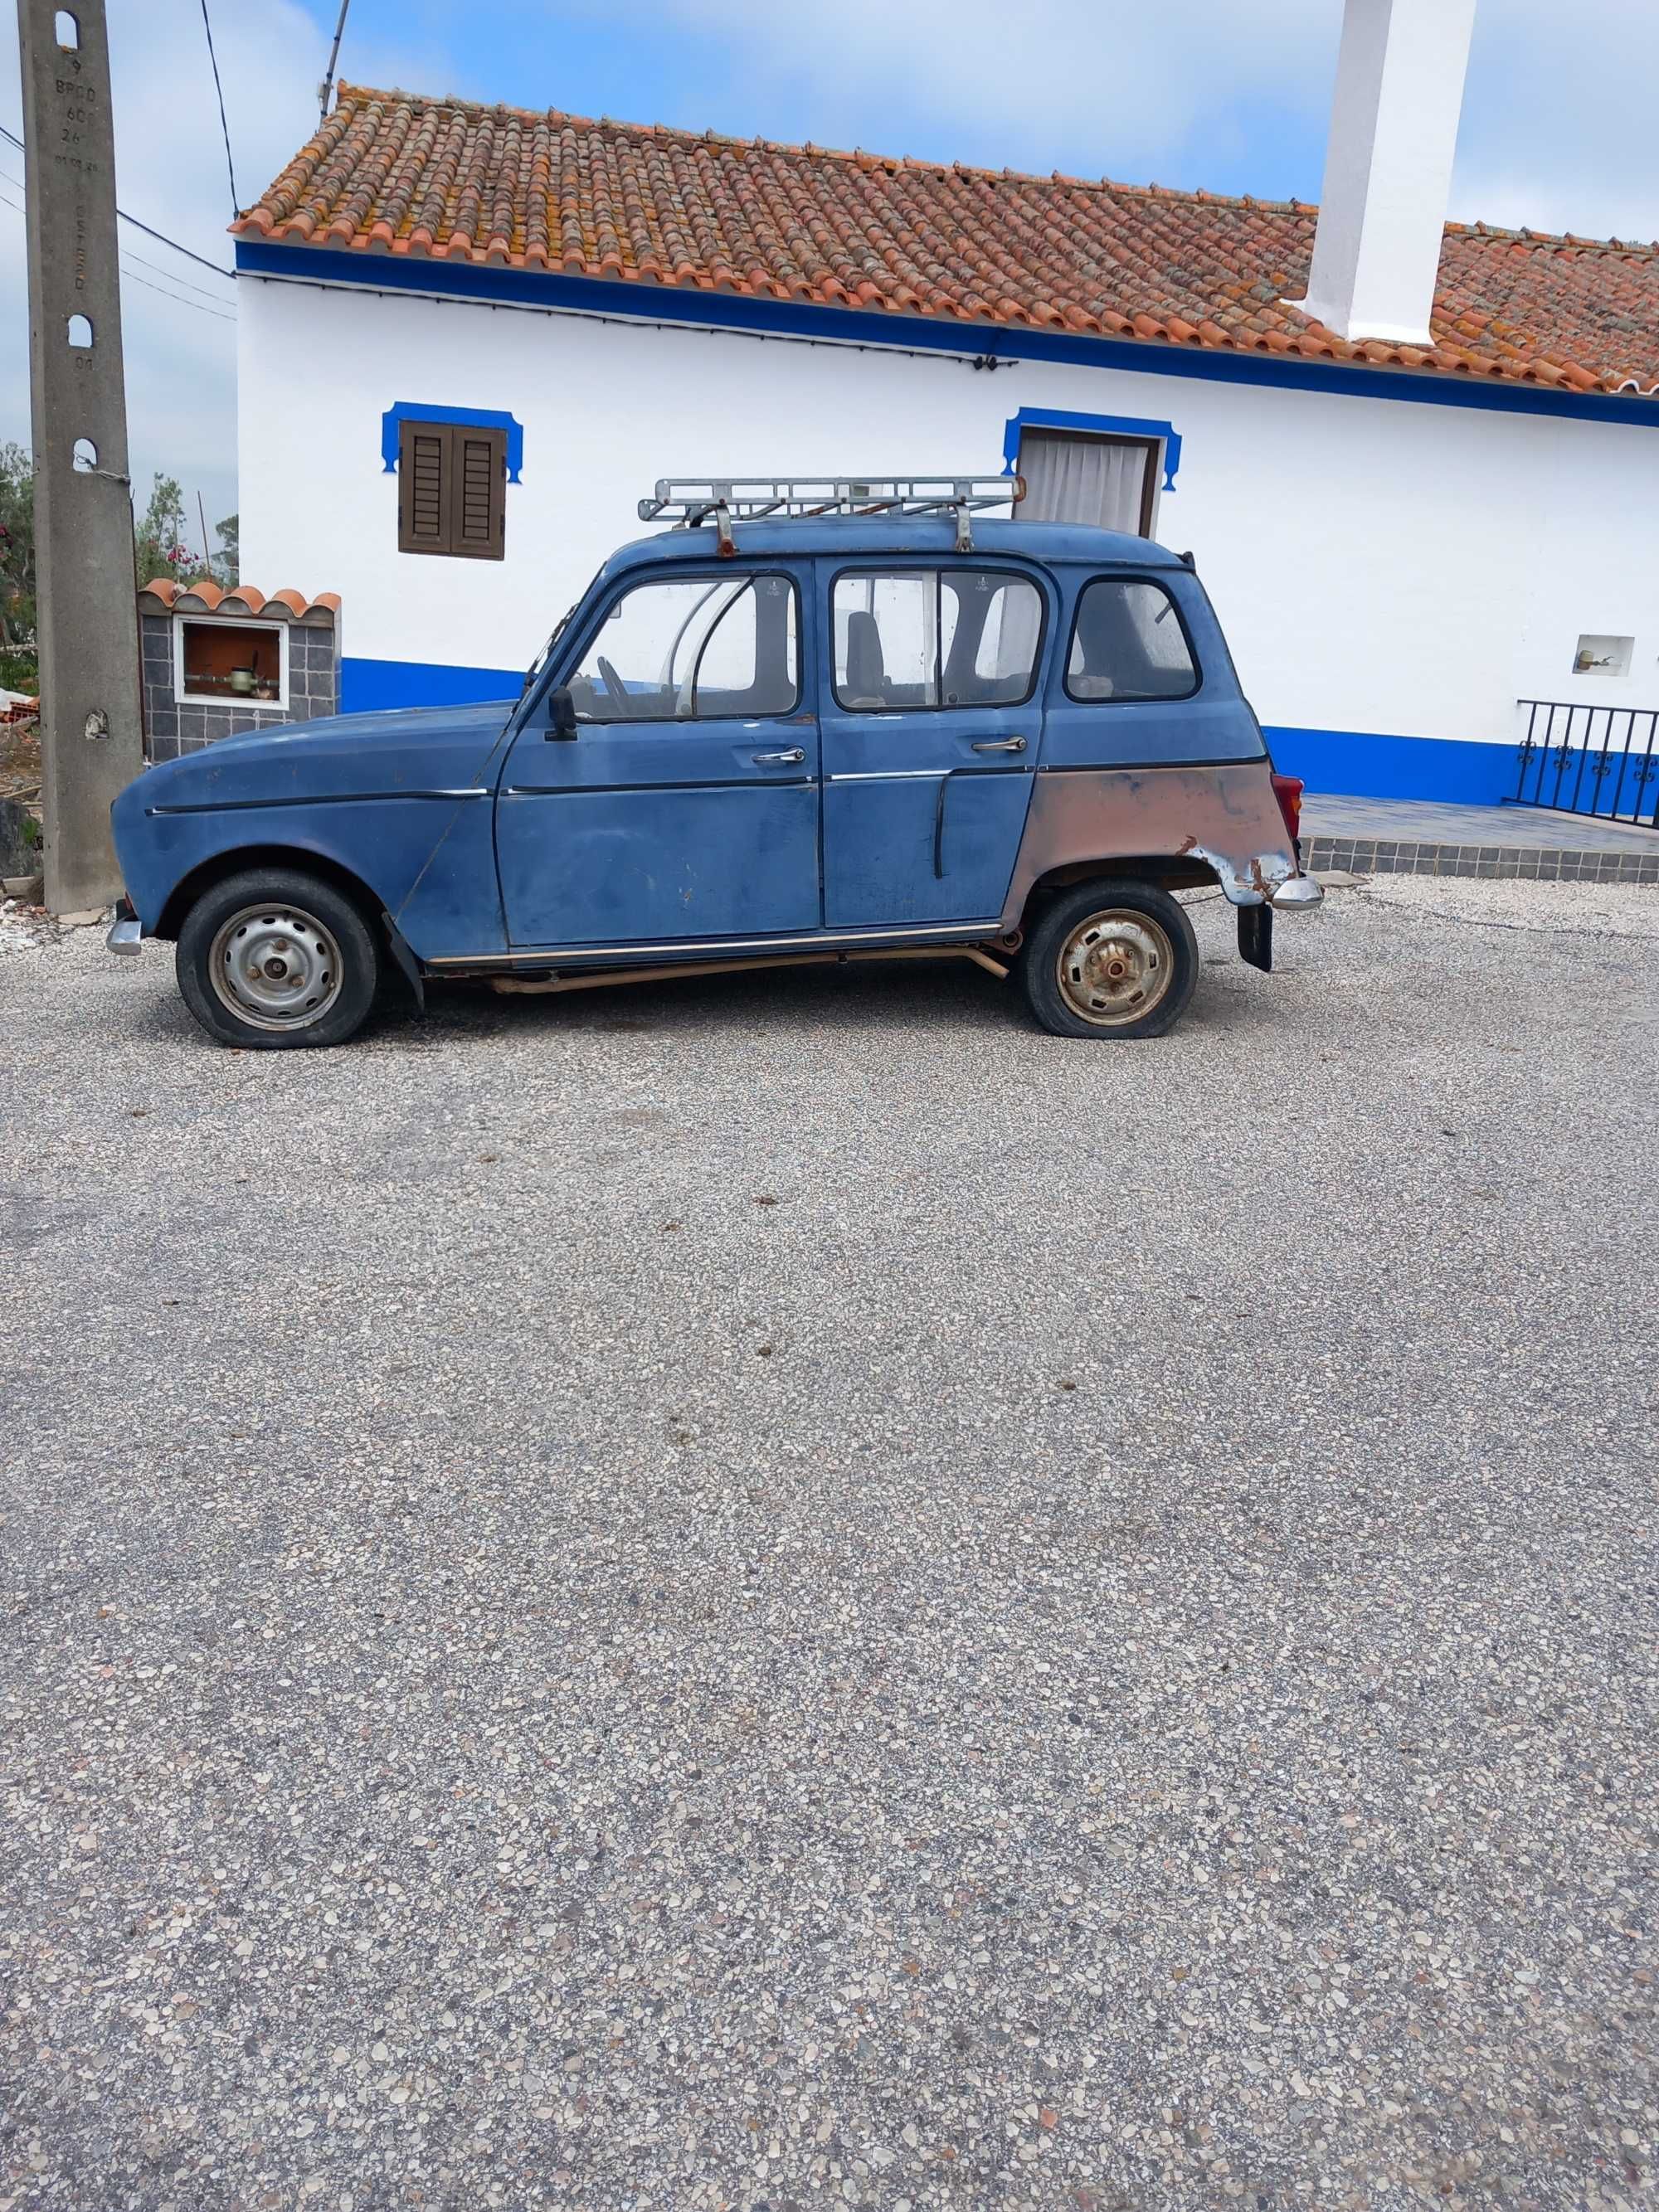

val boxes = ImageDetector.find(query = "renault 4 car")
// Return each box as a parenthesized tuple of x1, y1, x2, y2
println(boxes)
(109, 474, 1321, 1048)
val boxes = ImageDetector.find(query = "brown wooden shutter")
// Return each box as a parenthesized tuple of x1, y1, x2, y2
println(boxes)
(397, 423, 450, 553)
(397, 421, 506, 559)
(454, 428, 505, 555)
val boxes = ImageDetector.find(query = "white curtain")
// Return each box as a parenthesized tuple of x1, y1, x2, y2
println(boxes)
(1017, 431, 1151, 534)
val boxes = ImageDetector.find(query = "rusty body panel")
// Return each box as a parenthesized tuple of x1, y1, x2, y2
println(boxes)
(1001, 761, 1299, 922)
(490, 944, 1010, 994)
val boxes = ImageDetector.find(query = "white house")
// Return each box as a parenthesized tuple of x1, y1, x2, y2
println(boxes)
(232, 0, 1659, 806)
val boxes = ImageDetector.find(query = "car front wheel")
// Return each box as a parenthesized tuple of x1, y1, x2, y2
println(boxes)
(1019, 878, 1198, 1040)
(176, 868, 382, 1049)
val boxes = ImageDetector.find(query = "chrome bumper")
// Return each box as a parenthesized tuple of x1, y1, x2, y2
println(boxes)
(106, 912, 142, 956)
(1270, 873, 1324, 912)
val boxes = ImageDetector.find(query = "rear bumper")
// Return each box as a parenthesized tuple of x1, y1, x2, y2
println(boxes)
(1269, 873, 1323, 912)
(106, 897, 142, 956)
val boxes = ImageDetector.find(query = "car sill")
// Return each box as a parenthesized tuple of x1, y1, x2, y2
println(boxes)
(424, 920, 1007, 970)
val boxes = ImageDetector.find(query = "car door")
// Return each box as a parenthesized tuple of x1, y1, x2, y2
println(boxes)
(816, 559, 1050, 928)
(496, 566, 820, 947)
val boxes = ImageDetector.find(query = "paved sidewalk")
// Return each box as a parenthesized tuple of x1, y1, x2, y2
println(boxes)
(1301, 792, 1659, 882)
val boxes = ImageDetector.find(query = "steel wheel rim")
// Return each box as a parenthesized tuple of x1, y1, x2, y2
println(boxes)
(1056, 908, 1175, 1027)
(208, 903, 343, 1032)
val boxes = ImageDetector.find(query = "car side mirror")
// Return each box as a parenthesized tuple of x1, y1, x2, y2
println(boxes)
(545, 684, 579, 740)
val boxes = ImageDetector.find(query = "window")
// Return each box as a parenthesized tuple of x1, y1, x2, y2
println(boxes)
(1066, 578, 1198, 703)
(567, 574, 799, 722)
(397, 418, 505, 559)
(1018, 430, 1159, 536)
(832, 568, 1044, 712)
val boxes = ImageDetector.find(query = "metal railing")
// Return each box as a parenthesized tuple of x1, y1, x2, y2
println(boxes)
(1511, 700, 1659, 826)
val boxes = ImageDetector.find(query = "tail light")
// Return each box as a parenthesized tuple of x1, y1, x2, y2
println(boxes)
(1271, 773, 1303, 844)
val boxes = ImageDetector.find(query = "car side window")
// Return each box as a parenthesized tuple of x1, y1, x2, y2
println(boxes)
(568, 574, 799, 722)
(833, 568, 1044, 712)
(1066, 577, 1199, 703)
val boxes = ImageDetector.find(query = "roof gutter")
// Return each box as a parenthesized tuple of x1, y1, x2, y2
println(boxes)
(232, 240, 1659, 433)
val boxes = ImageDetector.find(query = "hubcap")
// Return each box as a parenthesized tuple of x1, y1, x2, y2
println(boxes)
(208, 904, 343, 1032)
(1057, 909, 1174, 1027)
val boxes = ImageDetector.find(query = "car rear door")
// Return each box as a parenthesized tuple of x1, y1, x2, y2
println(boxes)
(496, 566, 820, 948)
(815, 559, 1050, 929)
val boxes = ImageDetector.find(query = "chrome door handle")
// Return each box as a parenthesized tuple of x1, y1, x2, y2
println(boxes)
(752, 747, 806, 766)
(971, 735, 1026, 754)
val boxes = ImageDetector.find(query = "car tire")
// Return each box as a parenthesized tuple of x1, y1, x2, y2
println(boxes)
(1019, 878, 1198, 1040)
(175, 868, 382, 1050)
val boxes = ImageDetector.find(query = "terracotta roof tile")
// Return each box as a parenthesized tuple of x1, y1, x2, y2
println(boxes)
(135, 577, 338, 620)
(231, 84, 1659, 398)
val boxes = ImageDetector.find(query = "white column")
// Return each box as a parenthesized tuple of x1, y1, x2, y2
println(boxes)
(1294, 0, 1477, 347)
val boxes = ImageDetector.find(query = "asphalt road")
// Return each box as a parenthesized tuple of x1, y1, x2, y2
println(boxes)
(2, 881, 1656, 2211)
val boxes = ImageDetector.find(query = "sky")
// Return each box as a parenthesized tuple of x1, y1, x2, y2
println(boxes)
(2, 0, 1656, 549)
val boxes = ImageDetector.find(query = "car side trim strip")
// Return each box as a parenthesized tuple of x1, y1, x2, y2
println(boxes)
(147, 788, 490, 815)
(503, 778, 814, 797)
(1035, 756, 1268, 774)
(827, 767, 1035, 783)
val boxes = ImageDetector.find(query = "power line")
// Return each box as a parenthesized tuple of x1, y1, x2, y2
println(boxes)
(0, 165, 232, 304)
(120, 263, 237, 323)
(0, 119, 236, 279)
(117, 244, 238, 308)
(0, 188, 236, 322)
(198, 0, 238, 217)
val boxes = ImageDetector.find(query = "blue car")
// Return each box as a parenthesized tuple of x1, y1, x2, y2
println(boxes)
(109, 478, 1320, 1049)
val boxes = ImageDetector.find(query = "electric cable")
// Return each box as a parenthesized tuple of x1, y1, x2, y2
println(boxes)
(199, 0, 238, 216)
(0, 119, 236, 279)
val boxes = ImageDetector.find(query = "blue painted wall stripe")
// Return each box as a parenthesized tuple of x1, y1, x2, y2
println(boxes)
(339, 652, 1519, 804)
(1262, 727, 1517, 805)
(342, 654, 519, 712)
(236, 239, 1659, 435)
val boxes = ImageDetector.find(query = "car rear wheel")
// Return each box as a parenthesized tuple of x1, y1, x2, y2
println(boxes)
(176, 868, 381, 1049)
(1019, 878, 1198, 1040)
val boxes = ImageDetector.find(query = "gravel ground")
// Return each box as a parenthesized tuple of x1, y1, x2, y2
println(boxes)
(2, 882, 1656, 2212)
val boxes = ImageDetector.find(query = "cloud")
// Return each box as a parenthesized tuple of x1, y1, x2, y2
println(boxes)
(565, 0, 1342, 196)
(0, 0, 1652, 576)
(0, 0, 436, 561)
(625, 0, 1657, 236)
(1452, 0, 1659, 241)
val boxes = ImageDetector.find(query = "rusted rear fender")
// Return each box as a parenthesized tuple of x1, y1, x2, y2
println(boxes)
(1004, 763, 1301, 923)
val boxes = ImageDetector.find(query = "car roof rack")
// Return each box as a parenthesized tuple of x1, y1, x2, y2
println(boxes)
(637, 475, 1024, 556)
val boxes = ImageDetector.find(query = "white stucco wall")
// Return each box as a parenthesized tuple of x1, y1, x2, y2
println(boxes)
(236, 270, 1659, 751)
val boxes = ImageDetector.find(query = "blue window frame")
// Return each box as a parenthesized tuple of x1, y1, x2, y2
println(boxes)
(380, 401, 524, 484)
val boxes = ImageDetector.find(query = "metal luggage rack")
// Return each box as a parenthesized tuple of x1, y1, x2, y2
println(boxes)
(637, 475, 1024, 555)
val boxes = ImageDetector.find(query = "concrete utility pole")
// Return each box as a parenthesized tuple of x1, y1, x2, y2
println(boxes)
(18, 0, 144, 913)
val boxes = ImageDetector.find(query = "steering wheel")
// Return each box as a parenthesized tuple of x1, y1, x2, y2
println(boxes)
(597, 655, 631, 717)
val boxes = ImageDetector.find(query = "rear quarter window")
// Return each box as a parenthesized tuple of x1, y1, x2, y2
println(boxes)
(1066, 577, 1199, 704)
